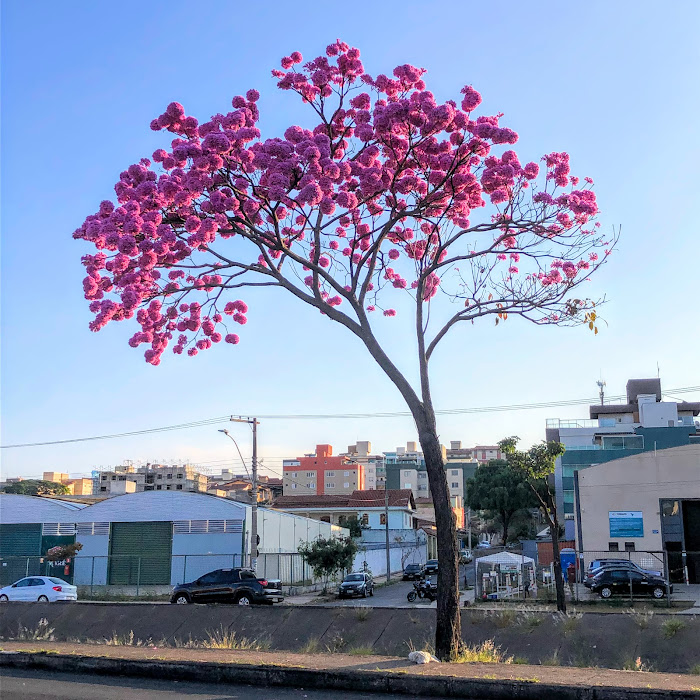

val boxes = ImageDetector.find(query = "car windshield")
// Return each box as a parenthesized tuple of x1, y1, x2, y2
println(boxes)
(427, 560, 438, 564)
(406, 564, 420, 569)
(344, 574, 364, 582)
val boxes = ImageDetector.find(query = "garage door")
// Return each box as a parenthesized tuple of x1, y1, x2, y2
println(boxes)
(0, 524, 42, 585)
(108, 521, 172, 585)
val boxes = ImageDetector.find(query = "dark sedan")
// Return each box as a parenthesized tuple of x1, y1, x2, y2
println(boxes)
(586, 567, 672, 599)
(424, 559, 438, 575)
(338, 572, 374, 598)
(402, 563, 424, 581)
(170, 568, 283, 605)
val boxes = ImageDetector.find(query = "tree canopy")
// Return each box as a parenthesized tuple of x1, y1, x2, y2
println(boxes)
(73, 39, 612, 659)
(298, 535, 357, 589)
(466, 460, 538, 544)
(2, 480, 70, 496)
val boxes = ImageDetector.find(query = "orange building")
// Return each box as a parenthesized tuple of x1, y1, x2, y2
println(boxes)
(283, 444, 365, 496)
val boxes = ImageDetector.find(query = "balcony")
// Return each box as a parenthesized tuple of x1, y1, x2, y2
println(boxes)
(566, 435, 644, 451)
(546, 418, 598, 429)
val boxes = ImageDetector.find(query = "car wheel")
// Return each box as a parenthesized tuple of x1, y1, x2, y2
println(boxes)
(0, 595, 8, 602)
(369, 587, 374, 597)
(38, 595, 49, 602)
(362, 588, 367, 598)
(407, 591, 417, 602)
(652, 586, 665, 599)
(237, 593, 252, 606)
(599, 586, 613, 599)
(173, 593, 191, 605)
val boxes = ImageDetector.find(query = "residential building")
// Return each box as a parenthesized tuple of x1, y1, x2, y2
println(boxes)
(546, 378, 700, 539)
(97, 463, 208, 495)
(575, 444, 700, 583)
(340, 441, 384, 490)
(274, 489, 416, 530)
(282, 444, 365, 496)
(384, 441, 477, 505)
(41, 472, 94, 496)
(446, 441, 504, 464)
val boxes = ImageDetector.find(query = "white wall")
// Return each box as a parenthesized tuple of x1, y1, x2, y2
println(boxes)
(73, 534, 109, 585)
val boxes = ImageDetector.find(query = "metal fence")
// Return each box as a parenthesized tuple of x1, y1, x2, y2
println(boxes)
(0, 552, 333, 594)
(467, 547, 696, 608)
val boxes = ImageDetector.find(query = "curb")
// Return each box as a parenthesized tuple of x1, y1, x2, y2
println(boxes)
(1, 652, 698, 699)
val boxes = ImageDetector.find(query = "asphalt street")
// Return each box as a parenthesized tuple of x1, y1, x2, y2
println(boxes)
(322, 563, 475, 607)
(0, 668, 438, 699)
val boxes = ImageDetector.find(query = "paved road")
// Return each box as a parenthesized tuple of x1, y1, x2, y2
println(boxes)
(0, 668, 436, 699)
(323, 564, 475, 608)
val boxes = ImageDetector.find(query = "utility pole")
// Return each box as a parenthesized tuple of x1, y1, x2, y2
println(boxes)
(220, 417, 259, 570)
(385, 486, 391, 583)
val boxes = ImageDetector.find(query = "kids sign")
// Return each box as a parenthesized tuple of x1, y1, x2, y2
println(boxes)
(609, 511, 644, 538)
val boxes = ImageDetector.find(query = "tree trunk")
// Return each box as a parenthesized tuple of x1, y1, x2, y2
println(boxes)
(415, 411, 461, 660)
(548, 505, 566, 613)
(501, 511, 510, 546)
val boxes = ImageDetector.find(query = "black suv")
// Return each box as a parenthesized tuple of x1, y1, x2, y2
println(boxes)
(170, 568, 284, 605)
(586, 567, 672, 599)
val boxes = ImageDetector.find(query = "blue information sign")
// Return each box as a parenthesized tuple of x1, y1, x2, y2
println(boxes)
(609, 511, 644, 538)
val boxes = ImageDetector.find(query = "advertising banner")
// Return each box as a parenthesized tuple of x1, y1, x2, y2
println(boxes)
(609, 511, 644, 538)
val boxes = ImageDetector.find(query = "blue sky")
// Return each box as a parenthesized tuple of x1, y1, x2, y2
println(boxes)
(2, 0, 699, 480)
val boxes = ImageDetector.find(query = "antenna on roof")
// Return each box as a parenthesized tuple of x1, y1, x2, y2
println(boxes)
(657, 361, 660, 378)
(596, 379, 606, 405)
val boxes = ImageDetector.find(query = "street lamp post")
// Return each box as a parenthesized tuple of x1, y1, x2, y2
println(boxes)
(219, 417, 259, 570)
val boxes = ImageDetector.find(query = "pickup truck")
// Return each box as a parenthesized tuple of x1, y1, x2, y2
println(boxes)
(170, 568, 284, 605)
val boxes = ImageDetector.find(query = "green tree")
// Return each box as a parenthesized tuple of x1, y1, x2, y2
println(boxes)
(345, 516, 364, 538)
(2, 480, 69, 496)
(298, 536, 358, 592)
(499, 437, 567, 612)
(466, 461, 538, 545)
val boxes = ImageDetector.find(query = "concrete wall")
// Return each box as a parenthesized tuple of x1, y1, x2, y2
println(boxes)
(577, 444, 700, 552)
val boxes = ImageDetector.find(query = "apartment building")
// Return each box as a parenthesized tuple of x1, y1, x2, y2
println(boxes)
(339, 441, 384, 490)
(445, 442, 504, 464)
(546, 378, 700, 539)
(42, 472, 94, 496)
(282, 444, 365, 496)
(97, 463, 208, 495)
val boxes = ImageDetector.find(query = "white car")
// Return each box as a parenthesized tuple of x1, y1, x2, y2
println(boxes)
(0, 576, 77, 602)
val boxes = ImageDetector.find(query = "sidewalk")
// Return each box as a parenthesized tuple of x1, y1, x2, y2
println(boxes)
(1, 643, 699, 698)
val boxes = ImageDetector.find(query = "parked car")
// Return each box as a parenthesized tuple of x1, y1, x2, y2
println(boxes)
(170, 568, 283, 605)
(476, 541, 492, 549)
(585, 559, 662, 583)
(338, 572, 374, 598)
(459, 549, 473, 564)
(424, 559, 439, 575)
(402, 563, 424, 580)
(586, 567, 672, 599)
(0, 576, 77, 603)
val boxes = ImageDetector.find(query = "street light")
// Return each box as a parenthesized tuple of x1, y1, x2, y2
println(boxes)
(218, 419, 260, 570)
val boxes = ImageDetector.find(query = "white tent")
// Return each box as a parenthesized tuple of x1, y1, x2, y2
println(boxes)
(476, 551, 535, 567)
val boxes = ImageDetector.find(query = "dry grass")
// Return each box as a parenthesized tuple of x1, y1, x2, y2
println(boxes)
(622, 656, 652, 672)
(298, 637, 321, 654)
(15, 619, 55, 642)
(347, 644, 374, 656)
(454, 640, 513, 664)
(200, 625, 267, 651)
(354, 606, 371, 622)
(661, 618, 686, 639)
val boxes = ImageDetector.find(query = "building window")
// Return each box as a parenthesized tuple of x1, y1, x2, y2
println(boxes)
(326, 482, 335, 488)
(156, 485, 162, 490)
(167, 474, 173, 479)
(404, 471, 411, 476)
(177, 473, 183, 479)
(343, 482, 350, 488)
(624, 542, 635, 552)
(451, 470, 459, 476)
(344, 471, 350, 477)
(404, 482, 411, 489)
(380, 513, 387, 525)
(327, 471, 335, 477)
(307, 472, 315, 478)
(608, 542, 619, 552)
(451, 482, 459, 489)
(100, 486, 106, 492)
(361, 513, 369, 525)
(292, 483, 297, 489)
(176, 484, 183, 490)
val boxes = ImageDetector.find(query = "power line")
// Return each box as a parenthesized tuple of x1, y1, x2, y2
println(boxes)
(2, 385, 698, 450)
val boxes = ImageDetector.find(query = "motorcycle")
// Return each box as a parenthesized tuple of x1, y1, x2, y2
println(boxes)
(407, 578, 438, 602)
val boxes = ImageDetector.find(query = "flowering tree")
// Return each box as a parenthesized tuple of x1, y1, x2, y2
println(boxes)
(74, 40, 611, 658)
